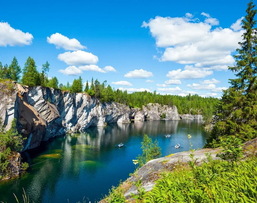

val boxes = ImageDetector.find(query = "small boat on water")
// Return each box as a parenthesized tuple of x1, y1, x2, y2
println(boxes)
(165, 134, 171, 138)
(175, 144, 181, 149)
(117, 143, 124, 148)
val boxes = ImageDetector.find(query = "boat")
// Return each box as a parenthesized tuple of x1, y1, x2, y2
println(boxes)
(165, 134, 171, 138)
(118, 143, 124, 148)
(175, 144, 181, 149)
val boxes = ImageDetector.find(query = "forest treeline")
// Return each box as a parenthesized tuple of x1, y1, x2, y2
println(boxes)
(0, 57, 219, 119)
(0, 57, 219, 118)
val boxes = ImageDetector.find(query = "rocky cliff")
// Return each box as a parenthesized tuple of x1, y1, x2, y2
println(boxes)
(0, 82, 132, 150)
(0, 82, 183, 151)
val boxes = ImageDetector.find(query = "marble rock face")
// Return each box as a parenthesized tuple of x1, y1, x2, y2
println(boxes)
(0, 83, 183, 151)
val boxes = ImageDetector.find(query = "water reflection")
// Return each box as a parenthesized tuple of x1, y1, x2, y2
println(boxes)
(0, 120, 207, 203)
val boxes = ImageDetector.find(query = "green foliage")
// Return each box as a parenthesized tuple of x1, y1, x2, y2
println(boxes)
(105, 186, 126, 203)
(143, 157, 257, 202)
(8, 57, 21, 81)
(70, 77, 83, 93)
(21, 57, 40, 86)
(208, 1, 257, 146)
(47, 77, 59, 89)
(0, 119, 26, 179)
(137, 134, 161, 167)
(0, 57, 21, 81)
(131, 180, 146, 201)
(217, 136, 243, 162)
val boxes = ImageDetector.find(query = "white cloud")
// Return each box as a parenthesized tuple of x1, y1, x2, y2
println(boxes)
(201, 12, 219, 26)
(103, 66, 116, 72)
(166, 65, 213, 79)
(79, 64, 116, 73)
(157, 79, 181, 88)
(117, 87, 151, 93)
(143, 15, 243, 70)
(59, 66, 82, 75)
(165, 79, 181, 85)
(157, 84, 168, 87)
(231, 17, 244, 31)
(201, 12, 210, 18)
(185, 13, 193, 18)
(47, 33, 86, 50)
(146, 80, 154, 83)
(142, 16, 211, 47)
(79, 64, 105, 73)
(204, 17, 219, 26)
(58, 50, 98, 65)
(202, 78, 220, 84)
(124, 69, 153, 78)
(0, 22, 33, 46)
(187, 82, 226, 92)
(112, 81, 132, 86)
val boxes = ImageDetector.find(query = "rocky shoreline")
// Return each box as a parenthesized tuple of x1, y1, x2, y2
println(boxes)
(0, 82, 202, 151)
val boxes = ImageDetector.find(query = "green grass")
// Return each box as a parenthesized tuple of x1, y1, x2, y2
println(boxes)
(144, 157, 257, 203)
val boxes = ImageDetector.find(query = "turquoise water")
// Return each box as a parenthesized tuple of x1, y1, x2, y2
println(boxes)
(0, 120, 208, 203)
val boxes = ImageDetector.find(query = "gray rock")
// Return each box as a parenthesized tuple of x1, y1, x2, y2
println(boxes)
(0, 84, 134, 150)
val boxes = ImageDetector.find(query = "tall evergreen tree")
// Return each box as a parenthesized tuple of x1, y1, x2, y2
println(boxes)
(84, 81, 89, 92)
(207, 1, 257, 146)
(21, 57, 40, 86)
(70, 77, 83, 93)
(0, 63, 9, 79)
(40, 61, 50, 86)
(8, 57, 21, 81)
(47, 77, 59, 89)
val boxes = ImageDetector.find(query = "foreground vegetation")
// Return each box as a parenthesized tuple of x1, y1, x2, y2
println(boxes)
(114, 156, 257, 202)
(0, 120, 27, 180)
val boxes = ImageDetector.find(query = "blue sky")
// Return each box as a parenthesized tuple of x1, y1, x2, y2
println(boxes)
(0, 0, 251, 97)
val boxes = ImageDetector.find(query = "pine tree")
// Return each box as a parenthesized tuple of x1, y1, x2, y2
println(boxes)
(207, 1, 257, 146)
(8, 57, 21, 81)
(84, 81, 89, 92)
(70, 77, 83, 93)
(40, 61, 50, 86)
(21, 57, 40, 86)
(47, 77, 59, 89)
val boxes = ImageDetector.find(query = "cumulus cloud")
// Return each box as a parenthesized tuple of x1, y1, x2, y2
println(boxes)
(143, 15, 243, 70)
(103, 66, 116, 72)
(166, 65, 213, 79)
(202, 78, 220, 84)
(157, 79, 181, 88)
(187, 82, 226, 92)
(231, 17, 244, 31)
(124, 69, 153, 78)
(201, 12, 219, 25)
(47, 33, 86, 50)
(165, 79, 182, 85)
(58, 50, 98, 65)
(157, 84, 168, 87)
(79, 64, 116, 73)
(59, 66, 82, 75)
(0, 22, 33, 46)
(79, 64, 105, 73)
(112, 81, 132, 86)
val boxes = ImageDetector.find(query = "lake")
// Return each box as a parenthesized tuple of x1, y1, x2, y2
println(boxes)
(0, 120, 208, 203)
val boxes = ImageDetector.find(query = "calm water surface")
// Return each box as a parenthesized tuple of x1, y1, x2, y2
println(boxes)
(0, 120, 208, 203)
